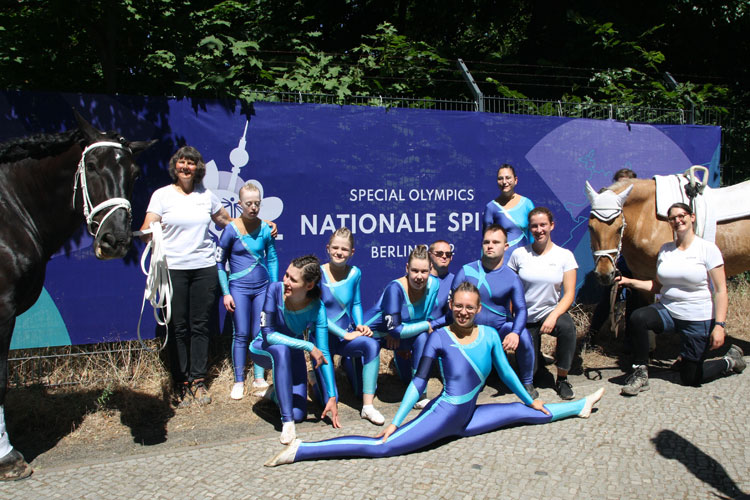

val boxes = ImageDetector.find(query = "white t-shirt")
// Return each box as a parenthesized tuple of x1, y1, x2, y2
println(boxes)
(657, 237, 724, 321)
(146, 184, 222, 270)
(508, 243, 578, 323)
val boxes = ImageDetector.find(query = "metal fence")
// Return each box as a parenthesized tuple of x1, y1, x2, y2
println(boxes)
(8, 89, 733, 385)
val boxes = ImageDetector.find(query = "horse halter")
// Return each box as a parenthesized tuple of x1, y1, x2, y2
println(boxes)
(585, 182, 634, 273)
(72, 141, 133, 238)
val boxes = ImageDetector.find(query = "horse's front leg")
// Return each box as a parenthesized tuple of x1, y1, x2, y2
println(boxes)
(0, 317, 33, 481)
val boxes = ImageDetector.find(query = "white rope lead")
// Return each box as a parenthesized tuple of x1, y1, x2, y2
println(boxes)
(134, 221, 172, 352)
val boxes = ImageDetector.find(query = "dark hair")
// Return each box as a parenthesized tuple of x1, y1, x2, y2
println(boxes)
(428, 239, 451, 253)
(452, 281, 480, 301)
(328, 227, 354, 248)
(528, 207, 554, 224)
(613, 168, 637, 182)
(667, 202, 693, 217)
(497, 163, 517, 178)
(291, 254, 322, 299)
(407, 245, 430, 266)
(482, 223, 508, 239)
(168, 146, 206, 184)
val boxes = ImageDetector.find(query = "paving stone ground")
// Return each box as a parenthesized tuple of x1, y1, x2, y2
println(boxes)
(1, 364, 749, 499)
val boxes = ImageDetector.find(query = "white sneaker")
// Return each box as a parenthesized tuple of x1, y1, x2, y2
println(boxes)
(360, 405, 385, 425)
(413, 398, 430, 410)
(280, 421, 296, 445)
(579, 387, 605, 418)
(265, 439, 301, 467)
(230, 382, 245, 400)
(252, 379, 269, 397)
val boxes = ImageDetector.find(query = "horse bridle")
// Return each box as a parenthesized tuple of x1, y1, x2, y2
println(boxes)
(72, 141, 133, 238)
(591, 208, 627, 272)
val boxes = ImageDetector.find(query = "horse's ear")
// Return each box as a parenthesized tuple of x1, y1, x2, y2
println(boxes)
(128, 139, 158, 157)
(73, 109, 104, 142)
(585, 181, 598, 204)
(617, 185, 634, 204)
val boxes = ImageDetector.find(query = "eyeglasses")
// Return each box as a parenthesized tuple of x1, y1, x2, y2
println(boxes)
(431, 251, 453, 258)
(452, 304, 477, 312)
(667, 213, 689, 222)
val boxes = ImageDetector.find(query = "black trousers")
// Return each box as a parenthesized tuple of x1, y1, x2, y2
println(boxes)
(168, 266, 219, 383)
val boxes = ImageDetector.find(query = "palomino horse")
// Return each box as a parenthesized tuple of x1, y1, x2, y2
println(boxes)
(0, 112, 154, 479)
(586, 178, 750, 284)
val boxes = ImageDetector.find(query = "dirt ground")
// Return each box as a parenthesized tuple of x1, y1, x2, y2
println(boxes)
(7, 282, 750, 471)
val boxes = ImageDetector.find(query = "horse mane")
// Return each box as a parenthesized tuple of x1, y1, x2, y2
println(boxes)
(0, 129, 82, 163)
(606, 177, 639, 192)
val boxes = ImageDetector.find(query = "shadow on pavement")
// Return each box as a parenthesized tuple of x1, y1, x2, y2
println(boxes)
(652, 429, 749, 500)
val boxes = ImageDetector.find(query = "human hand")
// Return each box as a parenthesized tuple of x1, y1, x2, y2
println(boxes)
(540, 315, 557, 334)
(310, 347, 328, 369)
(344, 330, 362, 341)
(266, 220, 278, 238)
(322, 397, 341, 428)
(502, 332, 520, 351)
(376, 424, 398, 443)
(356, 325, 373, 337)
(710, 325, 726, 350)
(530, 399, 550, 415)
(223, 295, 235, 313)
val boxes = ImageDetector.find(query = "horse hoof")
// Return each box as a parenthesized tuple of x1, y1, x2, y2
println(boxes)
(0, 449, 33, 481)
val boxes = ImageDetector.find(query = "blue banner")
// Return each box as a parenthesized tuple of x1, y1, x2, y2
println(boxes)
(0, 92, 721, 348)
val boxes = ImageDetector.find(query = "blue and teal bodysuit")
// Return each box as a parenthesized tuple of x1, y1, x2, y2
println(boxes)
(216, 220, 278, 382)
(482, 195, 535, 257)
(289, 325, 590, 463)
(320, 265, 380, 397)
(249, 282, 337, 423)
(452, 261, 535, 385)
(430, 271, 454, 327)
(364, 276, 446, 383)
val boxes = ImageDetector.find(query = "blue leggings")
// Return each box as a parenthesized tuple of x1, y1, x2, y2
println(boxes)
(250, 338, 308, 423)
(326, 335, 380, 398)
(293, 396, 586, 462)
(380, 332, 428, 385)
(496, 322, 535, 386)
(230, 285, 266, 382)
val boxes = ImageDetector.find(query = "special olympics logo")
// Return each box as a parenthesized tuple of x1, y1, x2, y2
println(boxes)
(203, 121, 285, 240)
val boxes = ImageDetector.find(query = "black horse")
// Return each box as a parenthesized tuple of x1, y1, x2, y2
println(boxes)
(0, 111, 154, 480)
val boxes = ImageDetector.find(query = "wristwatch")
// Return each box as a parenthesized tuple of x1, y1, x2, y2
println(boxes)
(715, 321, 726, 328)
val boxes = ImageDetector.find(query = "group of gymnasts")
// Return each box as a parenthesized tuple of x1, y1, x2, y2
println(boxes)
(214, 162, 605, 466)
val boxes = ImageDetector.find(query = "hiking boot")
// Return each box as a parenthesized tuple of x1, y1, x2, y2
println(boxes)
(192, 381, 212, 405)
(621, 365, 650, 396)
(725, 345, 746, 374)
(524, 383, 539, 400)
(175, 382, 193, 409)
(555, 378, 575, 400)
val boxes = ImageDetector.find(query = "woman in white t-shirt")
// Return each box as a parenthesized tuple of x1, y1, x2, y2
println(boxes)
(617, 203, 744, 396)
(508, 207, 578, 400)
(140, 146, 231, 408)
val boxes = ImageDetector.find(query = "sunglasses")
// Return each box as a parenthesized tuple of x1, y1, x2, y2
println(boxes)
(431, 251, 453, 258)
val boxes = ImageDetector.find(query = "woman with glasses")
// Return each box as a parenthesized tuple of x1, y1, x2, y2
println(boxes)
(264, 281, 604, 466)
(617, 203, 745, 396)
(482, 163, 535, 258)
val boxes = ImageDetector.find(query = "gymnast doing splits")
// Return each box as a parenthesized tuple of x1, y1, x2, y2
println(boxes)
(265, 281, 604, 466)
